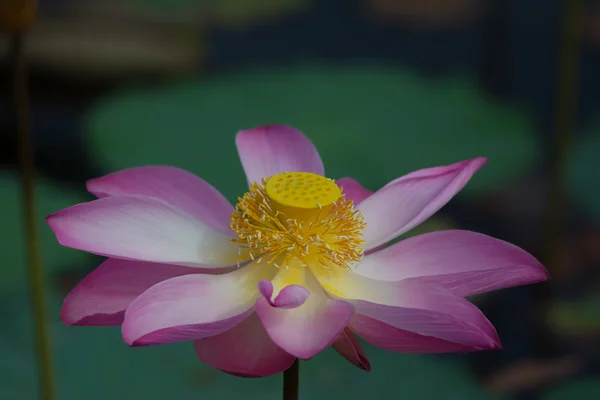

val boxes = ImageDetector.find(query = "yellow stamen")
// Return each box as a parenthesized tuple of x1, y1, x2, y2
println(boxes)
(230, 172, 366, 271)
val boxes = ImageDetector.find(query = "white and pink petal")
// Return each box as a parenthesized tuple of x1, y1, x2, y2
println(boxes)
(356, 230, 549, 297)
(236, 125, 325, 185)
(86, 165, 234, 235)
(46, 195, 239, 267)
(358, 157, 487, 250)
(121, 263, 275, 346)
(60, 258, 202, 326)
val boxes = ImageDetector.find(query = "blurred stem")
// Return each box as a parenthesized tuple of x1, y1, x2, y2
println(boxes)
(11, 33, 56, 400)
(542, 0, 582, 270)
(283, 359, 299, 400)
(536, 0, 582, 354)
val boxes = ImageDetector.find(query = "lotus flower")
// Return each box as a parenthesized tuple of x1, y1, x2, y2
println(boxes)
(47, 125, 549, 377)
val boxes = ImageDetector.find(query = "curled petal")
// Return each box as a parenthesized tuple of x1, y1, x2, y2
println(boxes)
(46, 195, 239, 267)
(332, 328, 371, 371)
(86, 165, 234, 235)
(258, 280, 309, 309)
(61, 258, 201, 326)
(194, 313, 296, 378)
(256, 274, 354, 359)
(258, 264, 310, 309)
(358, 157, 487, 250)
(122, 264, 275, 346)
(356, 230, 549, 296)
(336, 177, 373, 205)
(236, 125, 325, 185)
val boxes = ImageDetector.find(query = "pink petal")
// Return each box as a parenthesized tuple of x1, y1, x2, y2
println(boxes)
(194, 313, 296, 377)
(336, 177, 373, 205)
(235, 125, 325, 185)
(255, 276, 354, 359)
(349, 280, 501, 350)
(61, 258, 201, 326)
(86, 166, 234, 235)
(332, 327, 371, 371)
(46, 195, 239, 267)
(258, 280, 309, 309)
(121, 265, 273, 346)
(358, 157, 487, 250)
(348, 314, 482, 353)
(356, 230, 549, 296)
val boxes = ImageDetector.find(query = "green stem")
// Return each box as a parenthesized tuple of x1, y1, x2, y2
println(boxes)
(11, 32, 56, 400)
(283, 359, 299, 400)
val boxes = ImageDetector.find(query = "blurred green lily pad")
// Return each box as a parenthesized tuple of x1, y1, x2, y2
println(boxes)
(0, 172, 89, 293)
(87, 67, 539, 203)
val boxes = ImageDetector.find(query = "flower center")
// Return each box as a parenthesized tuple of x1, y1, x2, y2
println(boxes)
(230, 172, 366, 270)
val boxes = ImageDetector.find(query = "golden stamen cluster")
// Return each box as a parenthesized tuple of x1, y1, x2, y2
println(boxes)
(230, 178, 366, 270)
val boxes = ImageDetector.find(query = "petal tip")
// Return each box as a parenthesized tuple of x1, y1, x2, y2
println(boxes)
(45, 211, 59, 224)
(237, 124, 296, 136)
(121, 313, 164, 347)
(486, 329, 503, 351)
(45, 211, 69, 243)
(84, 178, 108, 198)
(235, 125, 302, 149)
(121, 321, 140, 346)
(538, 265, 552, 281)
(360, 360, 372, 372)
(483, 335, 503, 351)
(352, 353, 372, 372)
(523, 259, 552, 284)
(464, 156, 488, 172)
(59, 310, 78, 326)
(45, 208, 74, 232)
(473, 156, 488, 165)
(123, 331, 153, 347)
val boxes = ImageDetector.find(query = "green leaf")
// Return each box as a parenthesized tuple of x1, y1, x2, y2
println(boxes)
(87, 67, 539, 203)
